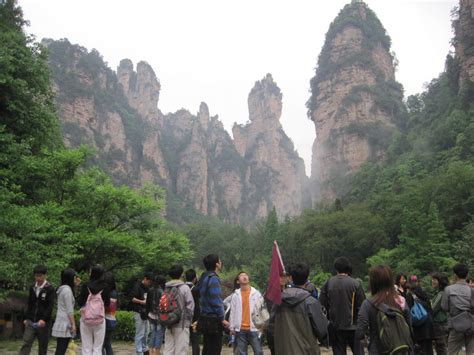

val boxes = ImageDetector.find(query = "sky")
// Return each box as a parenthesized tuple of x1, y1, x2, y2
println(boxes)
(20, 0, 458, 175)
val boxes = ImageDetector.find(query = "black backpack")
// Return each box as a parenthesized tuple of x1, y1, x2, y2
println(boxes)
(146, 286, 163, 316)
(370, 301, 414, 355)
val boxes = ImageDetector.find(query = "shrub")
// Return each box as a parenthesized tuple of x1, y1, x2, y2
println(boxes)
(114, 311, 135, 341)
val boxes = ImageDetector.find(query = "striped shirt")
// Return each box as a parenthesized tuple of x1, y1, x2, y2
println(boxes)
(198, 272, 224, 320)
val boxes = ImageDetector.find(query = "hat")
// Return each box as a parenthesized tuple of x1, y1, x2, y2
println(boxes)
(409, 275, 418, 282)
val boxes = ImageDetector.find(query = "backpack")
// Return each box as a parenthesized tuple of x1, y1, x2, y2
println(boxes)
(159, 285, 182, 327)
(371, 301, 413, 355)
(81, 288, 105, 326)
(252, 295, 270, 330)
(410, 295, 428, 326)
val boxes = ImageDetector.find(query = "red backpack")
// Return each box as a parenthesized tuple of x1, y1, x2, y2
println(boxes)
(158, 285, 182, 327)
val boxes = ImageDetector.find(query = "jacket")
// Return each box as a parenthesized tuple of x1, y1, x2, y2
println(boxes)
(25, 281, 55, 323)
(441, 280, 473, 329)
(320, 274, 365, 330)
(229, 286, 263, 332)
(355, 296, 412, 355)
(197, 271, 224, 320)
(406, 287, 434, 341)
(165, 280, 195, 328)
(274, 287, 328, 355)
(52, 285, 75, 338)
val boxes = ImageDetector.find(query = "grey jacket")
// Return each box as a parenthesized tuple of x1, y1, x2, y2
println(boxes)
(165, 280, 195, 328)
(320, 275, 365, 330)
(274, 287, 328, 355)
(441, 281, 473, 329)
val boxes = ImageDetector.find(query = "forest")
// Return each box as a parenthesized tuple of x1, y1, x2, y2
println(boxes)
(0, 0, 473, 301)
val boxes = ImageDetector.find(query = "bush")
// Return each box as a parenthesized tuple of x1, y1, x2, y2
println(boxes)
(114, 311, 135, 341)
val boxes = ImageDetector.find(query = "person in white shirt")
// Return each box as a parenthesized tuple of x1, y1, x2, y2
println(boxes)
(229, 272, 264, 355)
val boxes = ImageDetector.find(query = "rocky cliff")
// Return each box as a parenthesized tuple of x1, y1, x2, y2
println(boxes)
(455, 0, 474, 94)
(46, 39, 307, 224)
(307, 1, 405, 202)
(233, 74, 309, 219)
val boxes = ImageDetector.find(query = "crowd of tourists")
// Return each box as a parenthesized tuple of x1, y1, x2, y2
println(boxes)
(18, 255, 474, 355)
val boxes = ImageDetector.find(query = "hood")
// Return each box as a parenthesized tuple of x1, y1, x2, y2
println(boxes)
(281, 287, 311, 307)
(196, 271, 217, 290)
(165, 280, 185, 287)
(56, 284, 70, 295)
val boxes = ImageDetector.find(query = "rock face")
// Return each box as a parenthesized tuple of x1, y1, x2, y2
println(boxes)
(46, 39, 308, 224)
(307, 1, 404, 202)
(455, 0, 474, 86)
(233, 74, 308, 219)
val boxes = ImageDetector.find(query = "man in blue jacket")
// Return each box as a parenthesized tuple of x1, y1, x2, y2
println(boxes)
(197, 254, 229, 355)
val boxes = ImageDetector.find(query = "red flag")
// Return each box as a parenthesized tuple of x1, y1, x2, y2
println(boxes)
(266, 241, 285, 305)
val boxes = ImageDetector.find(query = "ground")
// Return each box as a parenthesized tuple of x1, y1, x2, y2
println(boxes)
(0, 340, 338, 354)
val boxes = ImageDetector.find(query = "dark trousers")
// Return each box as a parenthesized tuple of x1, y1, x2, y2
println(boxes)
(331, 329, 364, 355)
(55, 337, 71, 355)
(190, 328, 201, 355)
(103, 324, 114, 355)
(202, 331, 223, 355)
(433, 323, 447, 355)
(20, 321, 50, 355)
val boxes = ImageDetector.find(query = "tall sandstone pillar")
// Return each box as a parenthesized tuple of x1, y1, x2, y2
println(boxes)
(308, 1, 404, 203)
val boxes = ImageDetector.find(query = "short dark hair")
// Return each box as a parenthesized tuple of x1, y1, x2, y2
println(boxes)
(168, 265, 184, 279)
(103, 271, 116, 291)
(431, 272, 449, 291)
(33, 265, 47, 275)
(203, 254, 220, 271)
(290, 263, 309, 286)
(144, 271, 154, 281)
(453, 263, 469, 279)
(185, 269, 197, 282)
(90, 265, 104, 282)
(334, 257, 352, 274)
(154, 274, 166, 288)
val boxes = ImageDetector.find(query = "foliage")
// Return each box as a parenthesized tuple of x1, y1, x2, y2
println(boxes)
(0, 2, 190, 290)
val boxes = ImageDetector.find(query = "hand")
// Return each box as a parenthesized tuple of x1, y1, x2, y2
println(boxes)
(71, 325, 77, 336)
(222, 320, 229, 328)
(23, 320, 27, 326)
(230, 330, 235, 335)
(37, 320, 46, 328)
(74, 276, 81, 287)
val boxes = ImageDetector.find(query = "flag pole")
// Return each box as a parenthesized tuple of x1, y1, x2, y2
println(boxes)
(274, 240, 285, 273)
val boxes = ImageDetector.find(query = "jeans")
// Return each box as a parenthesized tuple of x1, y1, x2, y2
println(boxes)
(235, 330, 263, 355)
(149, 320, 164, 349)
(103, 319, 116, 355)
(20, 320, 50, 355)
(134, 312, 149, 355)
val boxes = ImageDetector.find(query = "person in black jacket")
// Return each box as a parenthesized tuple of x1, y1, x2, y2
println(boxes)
(77, 264, 110, 355)
(406, 275, 434, 355)
(20, 265, 55, 355)
(320, 257, 365, 355)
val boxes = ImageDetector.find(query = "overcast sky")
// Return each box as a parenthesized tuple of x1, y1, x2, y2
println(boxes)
(20, 0, 458, 175)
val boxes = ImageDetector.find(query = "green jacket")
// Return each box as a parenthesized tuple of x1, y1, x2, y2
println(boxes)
(274, 287, 328, 355)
